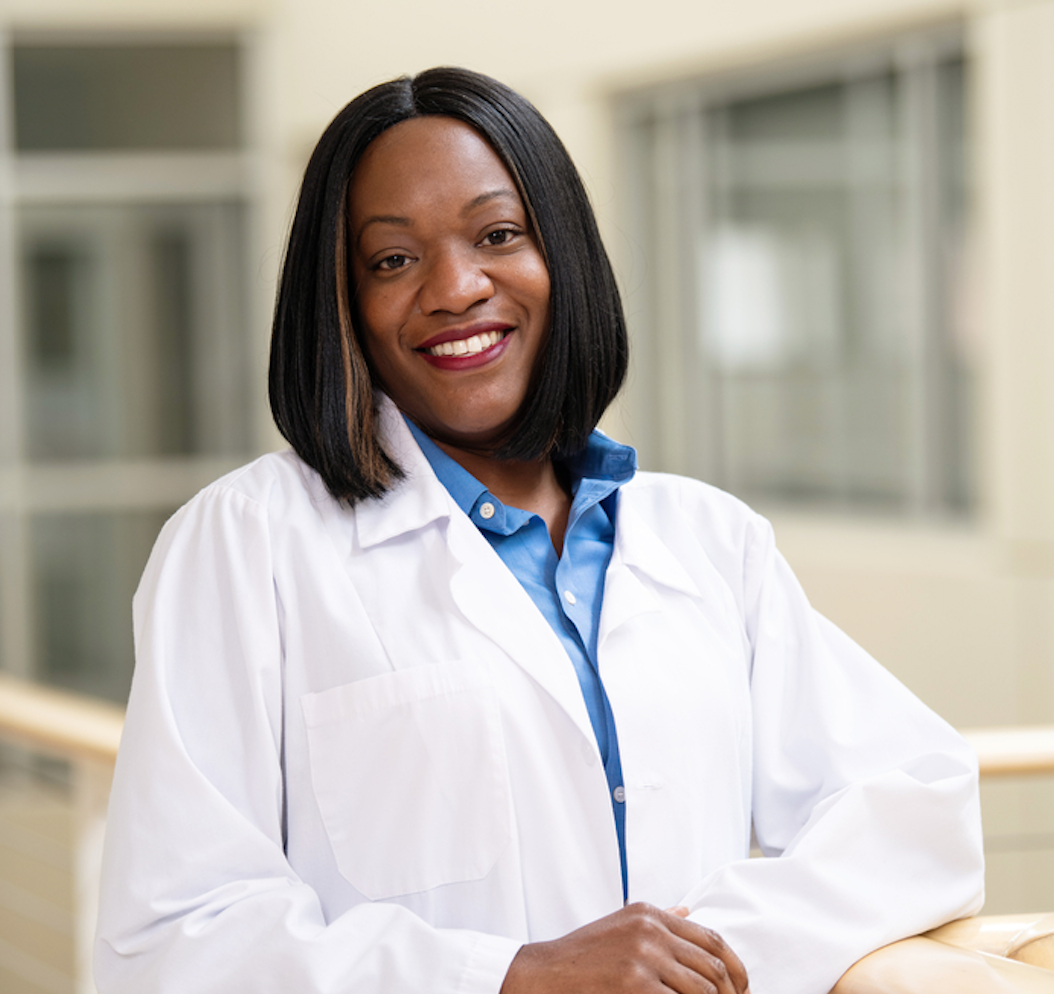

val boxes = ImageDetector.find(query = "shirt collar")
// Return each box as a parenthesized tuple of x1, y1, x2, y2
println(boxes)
(405, 416, 637, 528)
(561, 430, 637, 493)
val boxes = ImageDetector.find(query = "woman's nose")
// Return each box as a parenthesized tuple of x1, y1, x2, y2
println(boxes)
(418, 246, 494, 315)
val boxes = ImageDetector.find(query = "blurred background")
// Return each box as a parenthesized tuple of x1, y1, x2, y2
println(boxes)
(0, 0, 1052, 990)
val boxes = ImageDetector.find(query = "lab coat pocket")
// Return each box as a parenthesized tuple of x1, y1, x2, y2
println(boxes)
(301, 658, 512, 900)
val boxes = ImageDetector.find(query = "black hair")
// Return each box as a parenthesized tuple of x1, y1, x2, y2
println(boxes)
(268, 66, 629, 503)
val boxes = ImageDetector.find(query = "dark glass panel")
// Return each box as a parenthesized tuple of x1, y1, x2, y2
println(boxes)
(31, 510, 172, 703)
(13, 43, 241, 151)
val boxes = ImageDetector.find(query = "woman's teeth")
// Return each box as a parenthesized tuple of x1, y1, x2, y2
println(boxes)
(425, 330, 505, 357)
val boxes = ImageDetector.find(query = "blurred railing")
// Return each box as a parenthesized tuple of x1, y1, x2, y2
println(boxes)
(964, 726, 1054, 777)
(0, 674, 1050, 994)
(0, 675, 122, 994)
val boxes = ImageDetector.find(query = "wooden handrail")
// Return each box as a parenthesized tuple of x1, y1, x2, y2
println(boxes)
(0, 672, 124, 765)
(963, 726, 1054, 777)
(0, 670, 1050, 777)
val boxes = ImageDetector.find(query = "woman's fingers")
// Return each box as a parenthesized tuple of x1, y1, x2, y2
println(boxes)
(659, 954, 740, 994)
(665, 911, 750, 994)
(499, 903, 749, 994)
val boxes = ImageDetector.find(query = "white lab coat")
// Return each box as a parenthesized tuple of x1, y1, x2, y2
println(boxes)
(95, 398, 984, 994)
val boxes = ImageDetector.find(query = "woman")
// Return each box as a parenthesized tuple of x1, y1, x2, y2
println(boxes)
(96, 67, 984, 994)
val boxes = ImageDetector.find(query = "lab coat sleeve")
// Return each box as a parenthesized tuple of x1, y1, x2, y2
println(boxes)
(679, 513, 985, 994)
(94, 484, 520, 994)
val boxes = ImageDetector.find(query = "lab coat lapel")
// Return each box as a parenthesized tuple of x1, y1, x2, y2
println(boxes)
(444, 520, 597, 745)
(598, 491, 705, 650)
(357, 398, 598, 746)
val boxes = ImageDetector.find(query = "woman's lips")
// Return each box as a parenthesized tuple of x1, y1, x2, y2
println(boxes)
(423, 329, 506, 357)
(417, 325, 512, 369)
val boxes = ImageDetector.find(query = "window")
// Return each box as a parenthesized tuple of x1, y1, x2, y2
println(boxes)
(0, 36, 259, 701)
(618, 27, 972, 515)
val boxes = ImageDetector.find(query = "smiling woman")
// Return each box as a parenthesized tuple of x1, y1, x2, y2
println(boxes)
(95, 67, 985, 994)
(268, 68, 627, 505)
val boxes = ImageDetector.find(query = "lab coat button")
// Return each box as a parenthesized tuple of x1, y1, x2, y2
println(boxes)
(480, 502, 496, 519)
(613, 785, 626, 803)
(580, 741, 597, 766)
(563, 590, 577, 605)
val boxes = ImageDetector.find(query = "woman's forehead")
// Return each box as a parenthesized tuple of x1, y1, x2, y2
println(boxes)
(349, 117, 521, 223)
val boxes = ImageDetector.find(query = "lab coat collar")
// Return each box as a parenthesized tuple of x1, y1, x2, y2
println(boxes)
(353, 395, 455, 549)
(356, 396, 704, 659)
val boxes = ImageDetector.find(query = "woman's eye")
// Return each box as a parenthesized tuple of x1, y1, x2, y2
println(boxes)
(376, 254, 410, 271)
(482, 229, 517, 247)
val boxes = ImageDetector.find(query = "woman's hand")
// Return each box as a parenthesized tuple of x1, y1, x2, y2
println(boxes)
(499, 902, 749, 994)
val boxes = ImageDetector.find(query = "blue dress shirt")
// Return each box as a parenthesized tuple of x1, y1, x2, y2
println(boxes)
(406, 419, 637, 899)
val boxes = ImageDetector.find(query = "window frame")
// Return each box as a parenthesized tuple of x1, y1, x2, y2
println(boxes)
(0, 29, 266, 696)
(615, 23, 972, 518)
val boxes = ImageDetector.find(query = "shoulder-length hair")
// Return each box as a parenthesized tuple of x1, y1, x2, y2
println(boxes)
(269, 66, 629, 504)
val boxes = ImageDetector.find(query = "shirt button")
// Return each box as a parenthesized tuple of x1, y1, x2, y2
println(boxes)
(563, 589, 577, 605)
(613, 785, 626, 803)
(479, 502, 495, 519)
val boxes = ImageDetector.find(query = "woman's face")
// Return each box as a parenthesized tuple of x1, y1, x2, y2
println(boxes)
(347, 115, 551, 455)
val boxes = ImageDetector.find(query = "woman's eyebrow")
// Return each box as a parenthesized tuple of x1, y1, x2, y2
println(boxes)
(461, 188, 519, 216)
(354, 215, 411, 250)
(358, 214, 410, 234)
(356, 188, 520, 244)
